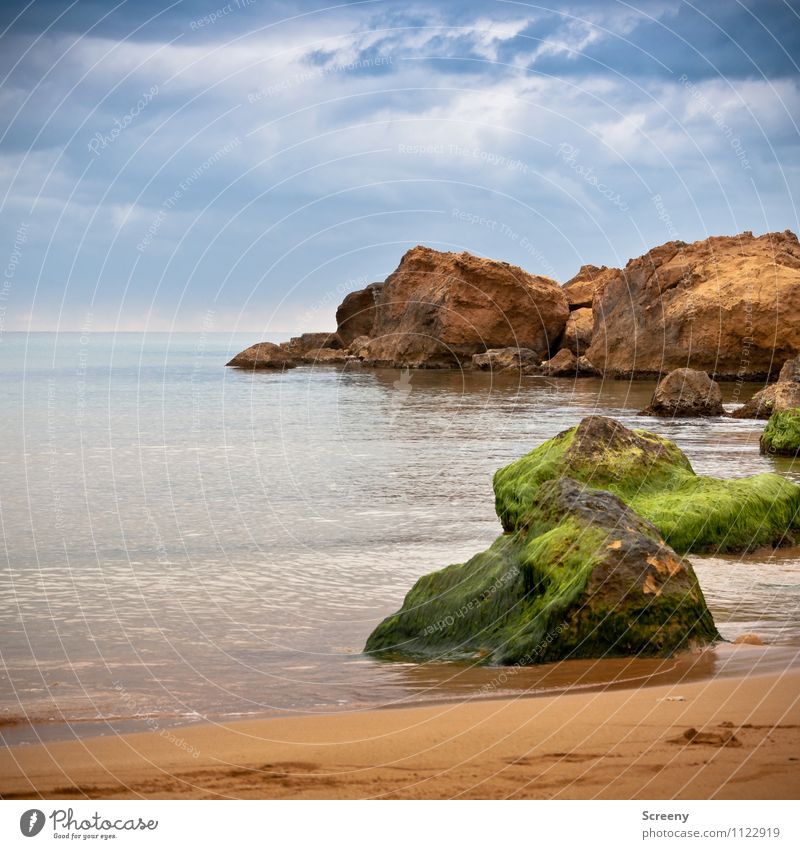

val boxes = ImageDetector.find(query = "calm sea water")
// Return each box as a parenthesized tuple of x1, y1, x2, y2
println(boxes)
(1, 332, 799, 745)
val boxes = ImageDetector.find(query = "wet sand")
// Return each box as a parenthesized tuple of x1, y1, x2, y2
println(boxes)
(2, 660, 798, 800)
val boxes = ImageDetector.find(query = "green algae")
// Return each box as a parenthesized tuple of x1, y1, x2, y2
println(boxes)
(366, 477, 719, 665)
(760, 409, 800, 457)
(494, 418, 800, 553)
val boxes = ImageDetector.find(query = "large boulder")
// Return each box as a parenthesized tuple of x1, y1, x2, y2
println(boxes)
(587, 230, 800, 379)
(760, 409, 800, 457)
(493, 415, 800, 553)
(335, 283, 383, 346)
(563, 307, 594, 355)
(360, 246, 568, 368)
(733, 355, 800, 419)
(365, 476, 719, 664)
(472, 347, 542, 372)
(641, 368, 724, 417)
(226, 342, 298, 369)
(302, 348, 350, 364)
(563, 264, 618, 310)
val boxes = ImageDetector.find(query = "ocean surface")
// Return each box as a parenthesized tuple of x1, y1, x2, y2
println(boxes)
(1, 332, 799, 745)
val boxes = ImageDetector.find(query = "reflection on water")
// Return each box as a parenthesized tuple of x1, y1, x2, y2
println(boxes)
(0, 333, 799, 746)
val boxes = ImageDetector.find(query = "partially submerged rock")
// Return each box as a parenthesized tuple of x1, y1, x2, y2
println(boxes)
(733, 356, 800, 419)
(226, 342, 298, 370)
(494, 416, 800, 553)
(541, 348, 578, 376)
(472, 347, 542, 373)
(360, 246, 568, 368)
(760, 409, 800, 457)
(640, 368, 724, 417)
(365, 477, 719, 664)
(587, 230, 800, 379)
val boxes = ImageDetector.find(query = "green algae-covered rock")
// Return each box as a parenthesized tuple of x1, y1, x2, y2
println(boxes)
(495, 416, 800, 553)
(760, 409, 800, 457)
(365, 478, 719, 664)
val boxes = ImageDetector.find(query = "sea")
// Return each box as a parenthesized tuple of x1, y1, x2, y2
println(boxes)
(1, 332, 799, 745)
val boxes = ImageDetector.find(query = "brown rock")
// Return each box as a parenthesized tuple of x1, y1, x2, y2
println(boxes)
(302, 348, 350, 364)
(335, 283, 382, 346)
(641, 368, 724, 417)
(471, 347, 542, 372)
(347, 335, 372, 358)
(576, 355, 601, 376)
(734, 633, 765, 645)
(226, 342, 298, 369)
(668, 727, 742, 747)
(360, 246, 568, 368)
(283, 332, 342, 353)
(587, 230, 800, 379)
(541, 348, 577, 376)
(562, 264, 618, 310)
(563, 307, 594, 355)
(732, 355, 800, 419)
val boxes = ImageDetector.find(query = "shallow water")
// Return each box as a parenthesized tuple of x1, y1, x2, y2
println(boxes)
(1, 332, 799, 745)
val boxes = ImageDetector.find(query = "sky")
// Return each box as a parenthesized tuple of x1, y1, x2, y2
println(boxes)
(0, 0, 798, 334)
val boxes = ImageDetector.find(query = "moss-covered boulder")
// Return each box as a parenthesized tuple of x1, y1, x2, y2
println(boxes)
(365, 478, 719, 664)
(494, 416, 800, 553)
(760, 409, 800, 457)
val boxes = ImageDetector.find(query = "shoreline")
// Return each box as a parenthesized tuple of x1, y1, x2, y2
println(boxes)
(2, 656, 799, 800)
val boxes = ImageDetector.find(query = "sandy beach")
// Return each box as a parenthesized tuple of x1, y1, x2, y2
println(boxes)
(2, 663, 798, 800)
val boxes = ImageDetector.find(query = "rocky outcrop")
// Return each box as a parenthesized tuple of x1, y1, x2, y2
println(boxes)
(562, 307, 593, 355)
(303, 348, 350, 364)
(359, 246, 568, 368)
(760, 410, 800, 457)
(493, 415, 800, 553)
(563, 264, 618, 310)
(226, 342, 298, 369)
(587, 230, 800, 379)
(284, 332, 342, 354)
(335, 283, 383, 346)
(640, 368, 724, 417)
(472, 347, 542, 373)
(365, 474, 719, 665)
(733, 356, 800, 419)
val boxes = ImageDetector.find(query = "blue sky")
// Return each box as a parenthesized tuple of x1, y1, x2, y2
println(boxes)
(1, 0, 798, 333)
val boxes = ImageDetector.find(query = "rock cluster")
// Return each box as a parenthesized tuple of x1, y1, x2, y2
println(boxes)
(587, 230, 800, 379)
(365, 417, 730, 665)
